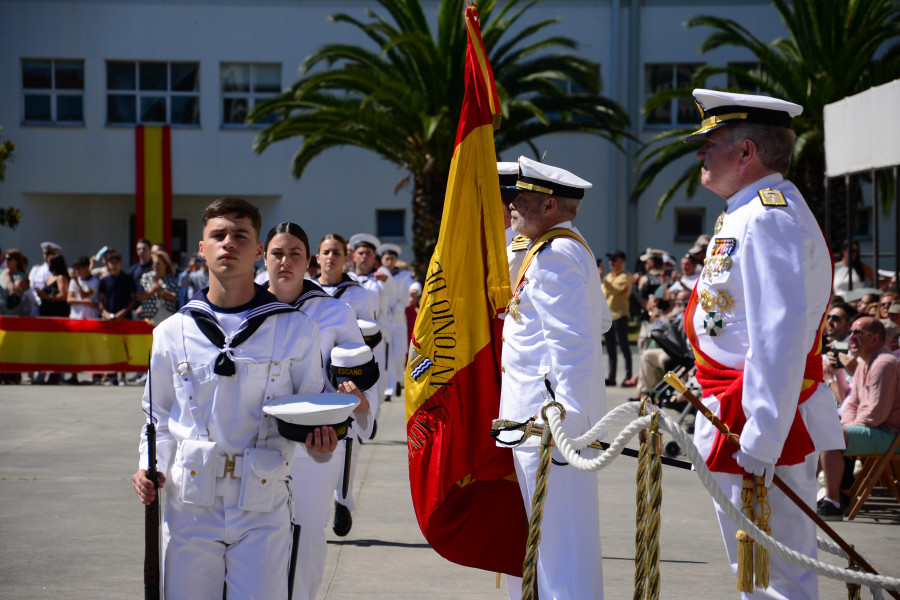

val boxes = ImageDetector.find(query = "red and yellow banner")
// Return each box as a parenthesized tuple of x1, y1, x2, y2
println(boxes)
(404, 5, 525, 576)
(136, 125, 172, 251)
(0, 317, 153, 372)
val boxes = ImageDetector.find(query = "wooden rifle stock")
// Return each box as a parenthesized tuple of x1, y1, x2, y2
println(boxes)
(663, 372, 899, 600)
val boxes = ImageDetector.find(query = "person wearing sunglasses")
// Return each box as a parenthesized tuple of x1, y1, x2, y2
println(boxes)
(818, 317, 900, 520)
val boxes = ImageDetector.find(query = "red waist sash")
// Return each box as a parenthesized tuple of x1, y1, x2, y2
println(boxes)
(695, 353, 822, 474)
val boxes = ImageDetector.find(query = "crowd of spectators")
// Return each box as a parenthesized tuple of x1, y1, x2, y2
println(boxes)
(0, 239, 212, 385)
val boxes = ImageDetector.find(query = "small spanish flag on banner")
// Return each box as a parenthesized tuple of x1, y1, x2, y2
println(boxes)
(135, 125, 172, 250)
(0, 317, 153, 372)
(405, 4, 526, 576)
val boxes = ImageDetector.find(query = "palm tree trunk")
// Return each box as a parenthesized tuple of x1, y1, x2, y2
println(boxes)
(410, 170, 448, 282)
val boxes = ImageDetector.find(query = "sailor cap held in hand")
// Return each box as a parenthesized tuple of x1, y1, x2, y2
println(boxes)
(514, 156, 592, 200)
(497, 161, 519, 188)
(264, 393, 359, 441)
(358, 318, 383, 349)
(349, 233, 381, 252)
(684, 89, 803, 143)
(379, 243, 402, 257)
(329, 343, 379, 392)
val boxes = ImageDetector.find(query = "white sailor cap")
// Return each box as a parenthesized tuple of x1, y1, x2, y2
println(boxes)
(349, 233, 381, 252)
(497, 161, 519, 188)
(684, 89, 803, 143)
(379, 243, 402, 257)
(358, 318, 382, 349)
(263, 393, 359, 441)
(329, 343, 379, 392)
(514, 156, 592, 200)
(41, 241, 62, 254)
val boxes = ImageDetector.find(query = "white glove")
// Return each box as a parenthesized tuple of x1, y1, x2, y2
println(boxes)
(733, 450, 775, 487)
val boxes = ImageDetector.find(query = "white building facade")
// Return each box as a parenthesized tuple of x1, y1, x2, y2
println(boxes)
(1, 0, 892, 274)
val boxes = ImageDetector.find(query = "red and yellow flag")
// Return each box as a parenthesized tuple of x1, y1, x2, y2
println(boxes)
(404, 5, 525, 576)
(135, 125, 172, 251)
(0, 317, 153, 372)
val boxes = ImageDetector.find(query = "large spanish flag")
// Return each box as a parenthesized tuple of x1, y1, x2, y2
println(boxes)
(0, 317, 153, 372)
(135, 125, 172, 251)
(404, 5, 526, 576)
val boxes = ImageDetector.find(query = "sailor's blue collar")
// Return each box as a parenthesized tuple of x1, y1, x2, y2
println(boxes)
(292, 279, 334, 309)
(181, 283, 294, 319)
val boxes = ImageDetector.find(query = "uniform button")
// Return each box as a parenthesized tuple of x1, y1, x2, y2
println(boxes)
(500, 366, 505, 373)
(501, 336, 505, 342)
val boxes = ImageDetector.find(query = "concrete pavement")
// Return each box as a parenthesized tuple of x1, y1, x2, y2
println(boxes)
(0, 378, 897, 599)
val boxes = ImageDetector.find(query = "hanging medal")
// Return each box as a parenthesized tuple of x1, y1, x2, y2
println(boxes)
(703, 311, 724, 336)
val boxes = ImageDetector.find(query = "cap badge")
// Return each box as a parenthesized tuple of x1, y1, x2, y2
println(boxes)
(758, 188, 787, 207)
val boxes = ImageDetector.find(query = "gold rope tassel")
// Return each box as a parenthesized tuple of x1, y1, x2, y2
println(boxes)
(736, 475, 756, 593)
(754, 476, 771, 589)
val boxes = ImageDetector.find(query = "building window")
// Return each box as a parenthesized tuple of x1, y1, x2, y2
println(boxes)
(106, 61, 200, 125)
(674, 207, 705, 242)
(221, 63, 281, 126)
(22, 59, 85, 124)
(727, 62, 770, 94)
(644, 63, 703, 127)
(376, 209, 406, 241)
(853, 206, 872, 239)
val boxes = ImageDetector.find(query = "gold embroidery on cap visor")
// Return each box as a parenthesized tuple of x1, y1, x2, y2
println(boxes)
(516, 181, 553, 195)
(687, 112, 750, 140)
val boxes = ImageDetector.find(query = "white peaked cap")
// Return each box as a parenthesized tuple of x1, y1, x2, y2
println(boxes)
(515, 156, 592, 199)
(685, 88, 803, 143)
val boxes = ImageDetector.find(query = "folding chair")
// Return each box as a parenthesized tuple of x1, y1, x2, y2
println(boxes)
(843, 432, 900, 520)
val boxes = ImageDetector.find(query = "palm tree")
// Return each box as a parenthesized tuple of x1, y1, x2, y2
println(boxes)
(249, 0, 629, 277)
(633, 0, 900, 241)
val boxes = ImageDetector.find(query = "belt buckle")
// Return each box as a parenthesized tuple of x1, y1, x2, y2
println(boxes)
(222, 453, 238, 479)
(269, 361, 282, 377)
(177, 361, 192, 377)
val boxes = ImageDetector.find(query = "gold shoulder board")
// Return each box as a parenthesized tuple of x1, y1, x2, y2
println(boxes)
(758, 188, 787, 207)
(510, 235, 531, 252)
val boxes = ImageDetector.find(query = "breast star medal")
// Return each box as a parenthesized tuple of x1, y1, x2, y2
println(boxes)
(508, 279, 526, 323)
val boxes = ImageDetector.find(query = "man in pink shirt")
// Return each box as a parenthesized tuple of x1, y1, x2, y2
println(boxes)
(818, 316, 900, 520)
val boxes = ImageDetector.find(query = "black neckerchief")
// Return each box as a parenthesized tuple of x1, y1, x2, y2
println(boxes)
(292, 279, 334, 310)
(180, 284, 294, 376)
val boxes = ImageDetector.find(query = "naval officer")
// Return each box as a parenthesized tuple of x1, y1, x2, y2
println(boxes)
(684, 89, 844, 599)
(498, 156, 611, 599)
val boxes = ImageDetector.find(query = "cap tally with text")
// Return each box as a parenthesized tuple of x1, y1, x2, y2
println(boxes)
(329, 343, 379, 392)
(349, 233, 381, 252)
(263, 393, 359, 441)
(41, 241, 62, 254)
(497, 161, 519, 188)
(379, 243, 402, 257)
(684, 89, 803, 143)
(515, 155, 592, 200)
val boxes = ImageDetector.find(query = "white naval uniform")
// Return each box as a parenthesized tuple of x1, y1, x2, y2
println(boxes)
(386, 267, 415, 395)
(690, 173, 844, 600)
(138, 289, 325, 600)
(290, 282, 376, 600)
(318, 276, 382, 512)
(350, 269, 395, 399)
(499, 221, 611, 600)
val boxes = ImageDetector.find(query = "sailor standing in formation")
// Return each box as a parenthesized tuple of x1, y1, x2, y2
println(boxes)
(379, 243, 414, 398)
(498, 156, 611, 599)
(684, 89, 844, 599)
(132, 198, 338, 599)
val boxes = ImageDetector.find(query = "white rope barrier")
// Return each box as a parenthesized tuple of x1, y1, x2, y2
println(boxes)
(542, 403, 900, 597)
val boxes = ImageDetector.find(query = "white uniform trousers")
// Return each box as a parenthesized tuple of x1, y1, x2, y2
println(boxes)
(333, 436, 361, 511)
(385, 324, 407, 393)
(707, 443, 820, 599)
(512, 446, 604, 600)
(290, 449, 344, 600)
(162, 477, 292, 600)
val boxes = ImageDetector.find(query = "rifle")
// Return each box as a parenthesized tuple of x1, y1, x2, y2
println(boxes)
(144, 354, 161, 600)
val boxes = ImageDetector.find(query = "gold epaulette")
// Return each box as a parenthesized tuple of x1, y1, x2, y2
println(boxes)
(509, 235, 531, 252)
(758, 188, 787, 207)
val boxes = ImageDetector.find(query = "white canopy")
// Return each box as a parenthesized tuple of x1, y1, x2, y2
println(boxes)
(824, 79, 900, 176)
